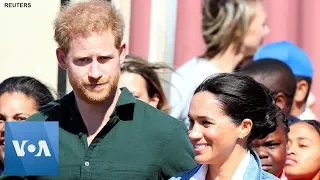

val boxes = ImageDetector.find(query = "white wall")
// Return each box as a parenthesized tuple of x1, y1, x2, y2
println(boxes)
(0, 0, 61, 94)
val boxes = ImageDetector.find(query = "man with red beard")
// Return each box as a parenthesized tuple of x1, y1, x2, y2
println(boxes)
(1, 1, 196, 179)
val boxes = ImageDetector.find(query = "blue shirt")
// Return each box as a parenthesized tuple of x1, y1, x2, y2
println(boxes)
(170, 150, 279, 180)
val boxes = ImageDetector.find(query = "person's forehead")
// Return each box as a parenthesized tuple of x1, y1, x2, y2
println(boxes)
(68, 32, 116, 52)
(290, 123, 320, 139)
(0, 93, 37, 115)
(252, 0, 267, 19)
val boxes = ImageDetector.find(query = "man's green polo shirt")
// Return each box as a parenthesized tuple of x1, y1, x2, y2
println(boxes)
(2, 88, 196, 180)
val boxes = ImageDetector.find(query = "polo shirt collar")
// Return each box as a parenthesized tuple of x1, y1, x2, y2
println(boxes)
(116, 87, 136, 106)
(60, 87, 136, 122)
(111, 87, 136, 121)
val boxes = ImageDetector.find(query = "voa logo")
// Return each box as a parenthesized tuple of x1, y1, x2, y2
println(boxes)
(12, 140, 51, 157)
(4, 122, 59, 176)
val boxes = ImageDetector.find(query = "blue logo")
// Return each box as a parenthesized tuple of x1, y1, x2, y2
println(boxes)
(4, 122, 59, 176)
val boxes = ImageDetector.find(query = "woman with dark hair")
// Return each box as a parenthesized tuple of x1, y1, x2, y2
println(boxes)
(119, 55, 171, 113)
(170, 73, 279, 180)
(0, 76, 55, 171)
(285, 120, 320, 180)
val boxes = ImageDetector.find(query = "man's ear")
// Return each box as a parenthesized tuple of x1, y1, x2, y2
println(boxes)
(273, 92, 291, 115)
(274, 92, 286, 110)
(294, 80, 309, 103)
(56, 48, 68, 70)
(119, 43, 127, 65)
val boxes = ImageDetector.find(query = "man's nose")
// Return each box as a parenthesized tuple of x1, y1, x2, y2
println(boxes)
(88, 60, 103, 79)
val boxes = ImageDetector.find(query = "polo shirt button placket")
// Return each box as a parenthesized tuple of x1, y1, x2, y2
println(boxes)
(81, 161, 91, 179)
(84, 161, 90, 167)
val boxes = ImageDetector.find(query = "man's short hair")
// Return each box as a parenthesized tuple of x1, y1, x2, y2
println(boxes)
(54, 0, 124, 53)
(239, 58, 296, 106)
(253, 40, 314, 102)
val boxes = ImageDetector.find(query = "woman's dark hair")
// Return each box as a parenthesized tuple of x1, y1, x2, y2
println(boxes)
(194, 73, 279, 144)
(275, 110, 290, 139)
(0, 76, 55, 110)
(121, 55, 173, 113)
(291, 120, 320, 136)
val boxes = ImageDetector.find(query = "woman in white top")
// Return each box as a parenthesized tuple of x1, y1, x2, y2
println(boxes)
(170, 0, 270, 126)
(170, 73, 279, 180)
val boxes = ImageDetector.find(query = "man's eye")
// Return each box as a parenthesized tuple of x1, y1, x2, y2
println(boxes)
(99, 56, 112, 61)
(78, 58, 90, 62)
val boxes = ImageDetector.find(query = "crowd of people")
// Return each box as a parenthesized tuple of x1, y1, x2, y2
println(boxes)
(0, 0, 319, 179)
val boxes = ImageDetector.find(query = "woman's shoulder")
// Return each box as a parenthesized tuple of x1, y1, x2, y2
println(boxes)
(169, 164, 202, 180)
(248, 151, 280, 180)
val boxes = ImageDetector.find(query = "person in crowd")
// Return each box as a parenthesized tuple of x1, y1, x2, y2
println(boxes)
(0, 76, 55, 173)
(119, 55, 171, 113)
(253, 40, 316, 120)
(1, 1, 196, 179)
(239, 59, 298, 124)
(170, 73, 279, 180)
(169, 0, 270, 127)
(285, 120, 320, 180)
(239, 59, 294, 179)
(251, 111, 289, 179)
(307, 92, 316, 110)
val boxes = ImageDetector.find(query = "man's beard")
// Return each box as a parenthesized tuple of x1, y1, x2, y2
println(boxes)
(68, 73, 120, 104)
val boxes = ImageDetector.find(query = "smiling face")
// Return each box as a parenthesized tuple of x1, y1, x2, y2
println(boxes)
(188, 91, 242, 165)
(57, 31, 126, 104)
(285, 122, 320, 179)
(251, 119, 287, 177)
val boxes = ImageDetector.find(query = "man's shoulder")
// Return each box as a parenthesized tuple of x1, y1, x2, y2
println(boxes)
(27, 100, 62, 122)
(135, 100, 186, 130)
(27, 92, 74, 122)
(135, 100, 187, 134)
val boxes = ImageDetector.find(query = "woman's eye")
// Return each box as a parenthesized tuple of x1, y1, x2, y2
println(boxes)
(202, 121, 212, 127)
(188, 119, 194, 129)
(16, 117, 27, 121)
(298, 144, 308, 148)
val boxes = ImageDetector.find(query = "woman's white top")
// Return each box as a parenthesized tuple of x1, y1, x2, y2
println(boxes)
(189, 151, 251, 180)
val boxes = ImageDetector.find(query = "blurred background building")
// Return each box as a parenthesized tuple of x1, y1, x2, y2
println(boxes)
(1, 0, 319, 116)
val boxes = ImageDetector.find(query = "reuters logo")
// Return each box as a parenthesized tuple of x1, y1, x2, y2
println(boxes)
(4, 3, 31, 8)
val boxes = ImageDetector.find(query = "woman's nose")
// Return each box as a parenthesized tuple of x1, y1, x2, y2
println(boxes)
(188, 126, 203, 140)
